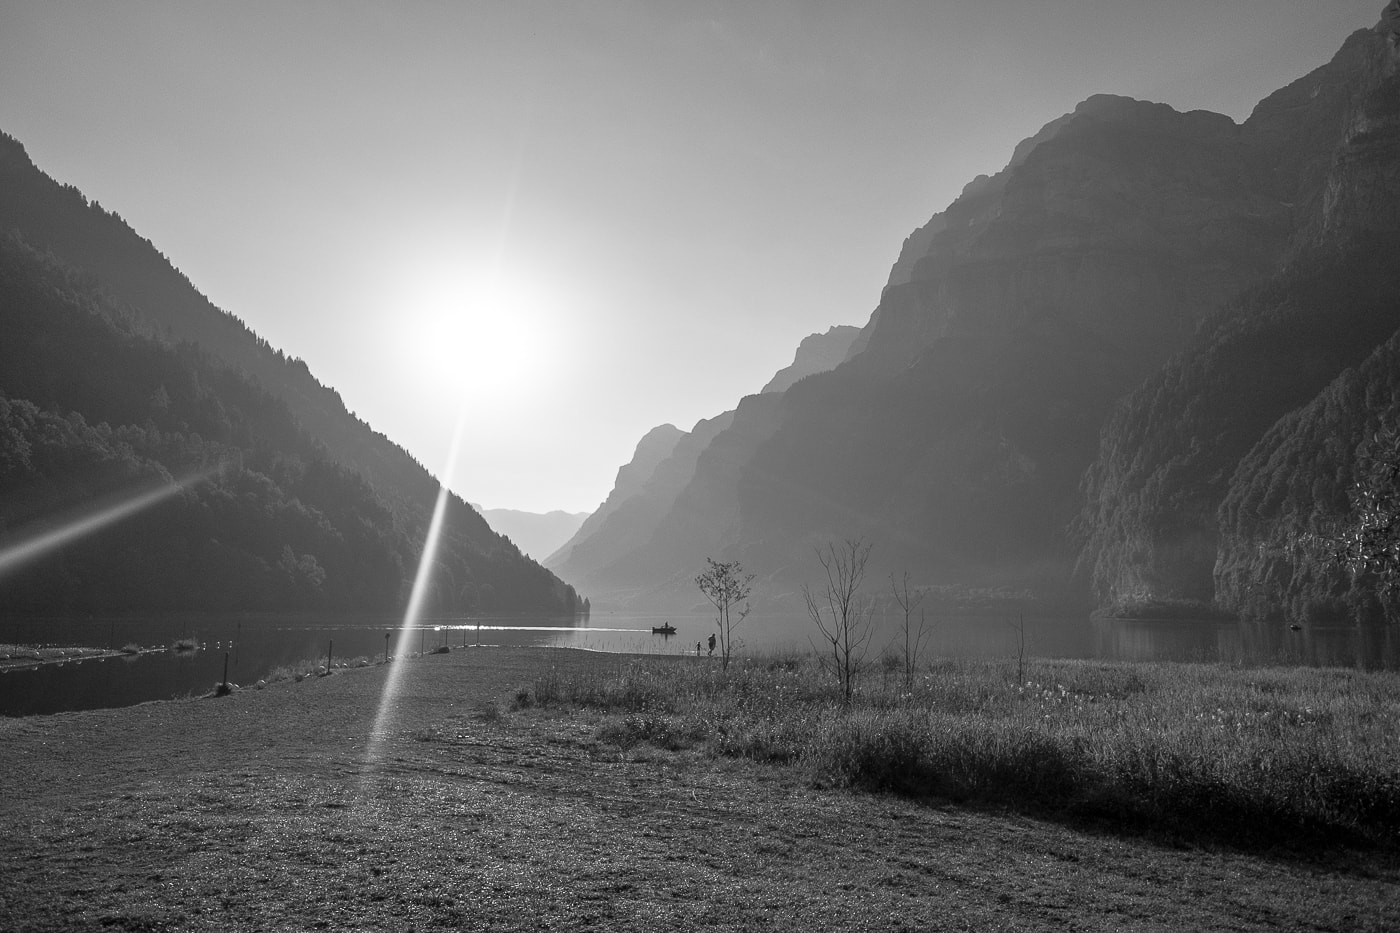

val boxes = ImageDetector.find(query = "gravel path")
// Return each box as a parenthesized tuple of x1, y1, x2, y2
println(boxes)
(1, 647, 1396, 931)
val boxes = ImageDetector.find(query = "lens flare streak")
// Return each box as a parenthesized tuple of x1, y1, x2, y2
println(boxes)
(0, 469, 216, 578)
(365, 408, 470, 765)
(361, 147, 524, 778)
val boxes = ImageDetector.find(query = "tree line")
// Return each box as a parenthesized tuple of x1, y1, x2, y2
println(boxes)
(0, 231, 579, 615)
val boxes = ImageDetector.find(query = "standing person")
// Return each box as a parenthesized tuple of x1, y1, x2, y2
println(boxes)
(707, 633, 716, 656)
(695, 642, 702, 657)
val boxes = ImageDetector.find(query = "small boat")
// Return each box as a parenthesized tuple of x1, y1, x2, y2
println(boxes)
(651, 623, 677, 635)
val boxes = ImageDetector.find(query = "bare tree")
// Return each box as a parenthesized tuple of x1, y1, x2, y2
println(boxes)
(891, 571, 930, 691)
(695, 557, 754, 670)
(804, 538, 874, 702)
(1007, 612, 1027, 688)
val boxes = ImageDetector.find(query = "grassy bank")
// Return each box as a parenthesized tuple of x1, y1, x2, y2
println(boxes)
(3, 647, 1396, 931)
(525, 654, 1400, 851)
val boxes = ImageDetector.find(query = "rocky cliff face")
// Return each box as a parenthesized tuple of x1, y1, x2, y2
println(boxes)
(555, 324, 862, 602)
(762, 326, 861, 394)
(1075, 29, 1400, 616)
(1074, 240, 1400, 612)
(546, 415, 729, 592)
(557, 23, 1400, 618)
(545, 423, 683, 566)
(706, 89, 1313, 602)
(1215, 325, 1400, 626)
(858, 94, 1291, 379)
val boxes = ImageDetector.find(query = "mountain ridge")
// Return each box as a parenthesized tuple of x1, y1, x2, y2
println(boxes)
(0, 133, 579, 615)
(561, 21, 1400, 620)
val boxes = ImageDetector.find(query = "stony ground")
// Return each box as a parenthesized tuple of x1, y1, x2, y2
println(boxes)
(0, 647, 1396, 931)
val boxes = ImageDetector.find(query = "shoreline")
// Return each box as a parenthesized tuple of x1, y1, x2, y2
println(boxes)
(0, 642, 137, 672)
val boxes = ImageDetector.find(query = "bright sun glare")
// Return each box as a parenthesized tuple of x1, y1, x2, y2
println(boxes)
(402, 267, 557, 403)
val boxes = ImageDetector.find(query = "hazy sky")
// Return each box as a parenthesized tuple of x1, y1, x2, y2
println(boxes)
(0, 2, 1383, 513)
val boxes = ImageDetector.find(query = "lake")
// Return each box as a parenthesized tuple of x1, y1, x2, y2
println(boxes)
(1, 610, 1396, 716)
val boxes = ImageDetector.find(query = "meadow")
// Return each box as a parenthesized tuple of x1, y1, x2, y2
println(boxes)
(526, 653, 1400, 851)
(4, 646, 1397, 930)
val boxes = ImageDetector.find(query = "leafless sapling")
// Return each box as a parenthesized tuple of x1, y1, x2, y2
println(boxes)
(695, 557, 754, 670)
(1007, 612, 1027, 689)
(804, 537, 874, 703)
(891, 571, 930, 691)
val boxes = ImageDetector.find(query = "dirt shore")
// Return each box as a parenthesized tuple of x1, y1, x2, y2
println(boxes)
(0, 647, 1396, 931)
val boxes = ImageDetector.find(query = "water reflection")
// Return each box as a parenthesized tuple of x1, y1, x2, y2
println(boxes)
(1092, 618, 1231, 664)
(1091, 617, 1400, 670)
(1, 612, 1397, 717)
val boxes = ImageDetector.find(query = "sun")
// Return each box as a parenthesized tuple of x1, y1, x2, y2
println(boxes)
(398, 263, 559, 404)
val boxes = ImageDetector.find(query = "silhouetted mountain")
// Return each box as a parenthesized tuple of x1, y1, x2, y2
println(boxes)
(473, 505, 589, 563)
(0, 134, 578, 615)
(1077, 27, 1400, 617)
(548, 325, 861, 605)
(566, 22, 1400, 622)
(545, 415, 733, 602)
(761, 326, 861, 394)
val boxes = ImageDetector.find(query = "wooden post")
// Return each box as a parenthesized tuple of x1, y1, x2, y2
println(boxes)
(420, 628, 425, 656)
(327, 640, 333, 673)
(213, 650, 232, 697)
(384, 632, 390, 663)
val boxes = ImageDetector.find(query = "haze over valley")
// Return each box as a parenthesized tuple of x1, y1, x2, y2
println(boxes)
(1, 4, 1398, 627)
(5, 7, 1400, 930)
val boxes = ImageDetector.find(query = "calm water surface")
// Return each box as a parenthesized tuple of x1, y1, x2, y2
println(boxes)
(2, 610, 1396, 716)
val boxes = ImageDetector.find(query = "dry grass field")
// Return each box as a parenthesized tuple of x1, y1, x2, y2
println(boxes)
(0, 647, 1396, 931)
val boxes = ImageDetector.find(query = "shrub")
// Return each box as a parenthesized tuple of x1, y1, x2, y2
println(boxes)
(526, 654, 1400, 849)
(596, 713, 701, 751)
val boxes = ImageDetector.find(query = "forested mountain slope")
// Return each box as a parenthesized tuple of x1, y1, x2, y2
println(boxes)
(1075, 28, 1400, 617)
(0, 132, 437, 516)
(1215, 326, 1400, 626)
(0, 142, 577, 615)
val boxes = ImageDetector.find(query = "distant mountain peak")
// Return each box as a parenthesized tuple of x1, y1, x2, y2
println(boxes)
(761, 325, 862, 394)
(553, 16, 1400, 616)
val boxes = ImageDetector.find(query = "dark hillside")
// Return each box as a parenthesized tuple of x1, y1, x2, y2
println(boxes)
(1216, 326, 1400, 626)
(1074, 238, 1400, 614)
(1074, 28, 1400, 619)
(0, 131, 443, 520)
(0, 229, 575, 614)
(563, 23, 1400, 621)
(598, 91, 1303, 604)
